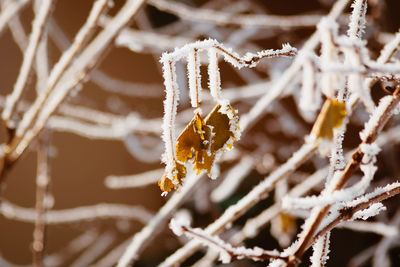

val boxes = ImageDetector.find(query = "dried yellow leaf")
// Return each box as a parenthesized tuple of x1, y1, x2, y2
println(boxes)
(158, 172, 174, 192)
(176, 113, 206, 163)
(158, 161, 186, 192)
(159, 104, 240, 192)
(194, 104, 239, 176)
(311, 99, 346, 140)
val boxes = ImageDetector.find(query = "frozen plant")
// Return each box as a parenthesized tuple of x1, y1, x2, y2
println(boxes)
(0, 0, 399, 267)
(158, 39, 296, 193)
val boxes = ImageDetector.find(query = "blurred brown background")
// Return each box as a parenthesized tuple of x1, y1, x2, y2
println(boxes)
(0, 0, 399, 266)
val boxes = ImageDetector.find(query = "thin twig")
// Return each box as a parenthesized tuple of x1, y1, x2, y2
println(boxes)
(2, 0, 53, 126)
(5, 0, 146, 162)
(0, 201, 153, 224)
(116, 173, 204, 267)
(169, 218, 284, 263)
(0, 0, 31, 37)
(148, 0, 322, 28)
(7, 0, 110, 159)
(32, 131, 51, 267)
(312, 183, 400, 243)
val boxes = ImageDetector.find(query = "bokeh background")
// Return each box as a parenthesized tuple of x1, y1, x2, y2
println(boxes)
(0, 0, 399, 266)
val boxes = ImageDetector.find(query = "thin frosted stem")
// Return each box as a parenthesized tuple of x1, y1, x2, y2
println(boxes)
(0, 0, 30, 37)
(0, 201, 153, 224)
(32, 133, 50, 267)
(13, 0, 109, 148)
(160, 59, 179, 177)
(169, 218, 283, 263)
(187, 48, 201, 109)
(33, 0, 49, 94)
(117, 173, 204, 267)
(347, 0, 367, 39)
(312, 183, 400, 243)
(105, 169, 164, 189)
(149, 0, 322, 28)
(2, 0, 53, 124)
(208, 48, 221, 102)
(6, 0, 146, 161)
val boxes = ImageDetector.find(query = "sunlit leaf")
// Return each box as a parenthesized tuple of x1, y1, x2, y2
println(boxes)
(176, 113, 206, 163)
(158, 172, 174, 192)
(159, 112, 205, 192)
(158, 161, 186, 192)
(159, 104, 240, 192)
(311, 98, 346, 140)
(194, 104, 239, 177)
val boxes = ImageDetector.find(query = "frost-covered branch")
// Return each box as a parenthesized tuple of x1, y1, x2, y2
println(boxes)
(148, 0, 322, 28)
(4, 0, 146, 163)
(169, 218, 284, 264)
(0, 0, 30, 37)
(288, 87, 400, 265)
(2, 0, 53, 125)
(0, 201, 153, 224)
(313, 182, 400, 242)
(32, 132, 51, 267)
(12, 0, 110, 151)
(159, 141, 317, 266)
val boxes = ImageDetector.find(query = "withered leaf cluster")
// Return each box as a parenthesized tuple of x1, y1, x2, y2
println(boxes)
(159, 104, 239, 192)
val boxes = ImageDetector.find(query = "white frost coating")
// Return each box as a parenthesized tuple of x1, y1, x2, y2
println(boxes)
(378, 32, 400, 65)
(310, 232, 331, 267)
(345, 182, 400, 208)
(208, 47, 221, 102)
(187, 49, 202, 108)
(300, 56, 321, 112)
(162, 39, 219, 63)
(169, 218, 280, 264)
(268, 259, 287, 267)
(283, 163, 377, 210)
(105, 169, 164, 189)
(352, 203, 386, 220)
(241, 43, 297, 68)
(316, 206, 341, 234)
(169, 218, 188, 236)
(347, 0, 367, 39)
(360, 142, 381, 164)
(344, 46, 375, 113)
(359, 95, 393, 141)
(160, 58, 179, 179)
(318, 18, 339, 97)
(2, 0, 53, 123)
(219, 99, 241, 140)
(340, 221, 398, 237)
(327, 128, 346, 185)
